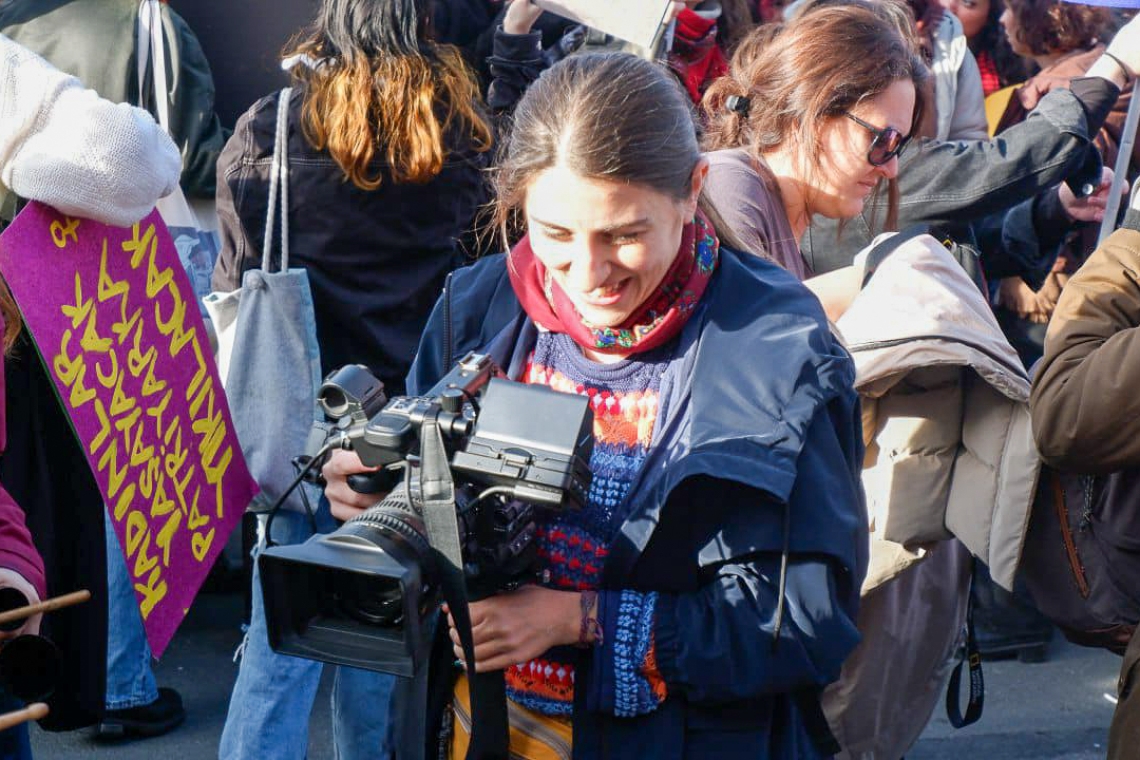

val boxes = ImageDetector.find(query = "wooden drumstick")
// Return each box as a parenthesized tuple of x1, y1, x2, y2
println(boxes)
(0, 590, 91, 627)
(0, 702, 48, 731)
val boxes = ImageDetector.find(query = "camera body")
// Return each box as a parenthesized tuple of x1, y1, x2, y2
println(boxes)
(259, 353, 593, 677)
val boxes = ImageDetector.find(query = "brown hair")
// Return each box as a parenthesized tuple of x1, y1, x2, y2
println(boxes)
(792, 0, 924, 55)
(492, 53, 747, 252)
(0, 279, 19, 354)
(702, 3, 930, 230)
(285, 0, 492, 191)
(1003, 0, 1110, 57)
(792, 0, 938, 137)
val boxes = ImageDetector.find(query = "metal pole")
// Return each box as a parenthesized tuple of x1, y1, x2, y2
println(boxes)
(1098, 87, 1140, 245)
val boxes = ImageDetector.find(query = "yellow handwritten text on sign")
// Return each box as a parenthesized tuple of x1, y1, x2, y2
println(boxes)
(50, 221, 236, 620)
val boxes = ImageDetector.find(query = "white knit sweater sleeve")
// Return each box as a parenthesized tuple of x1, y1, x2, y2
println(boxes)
(0, 34, 181, 227)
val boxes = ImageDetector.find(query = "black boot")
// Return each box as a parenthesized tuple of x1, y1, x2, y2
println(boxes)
(96, 687, 185, 739)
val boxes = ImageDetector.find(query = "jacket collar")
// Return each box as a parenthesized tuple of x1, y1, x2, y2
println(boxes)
(417, 249, 865, 581)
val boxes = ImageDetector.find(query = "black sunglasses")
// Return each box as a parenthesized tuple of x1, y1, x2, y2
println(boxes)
(844, 112, 911, 167)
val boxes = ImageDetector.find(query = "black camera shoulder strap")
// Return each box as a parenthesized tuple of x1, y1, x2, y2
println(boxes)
(946, 584, 984, 729)
(420, 419, 510, 760)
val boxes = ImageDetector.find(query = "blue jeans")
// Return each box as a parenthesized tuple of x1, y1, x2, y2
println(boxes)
(104, 511, 158, 711)
(218, 505, 394, 760)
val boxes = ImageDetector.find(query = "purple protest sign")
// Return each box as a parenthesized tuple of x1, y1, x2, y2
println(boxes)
(0, 203, 259, 657)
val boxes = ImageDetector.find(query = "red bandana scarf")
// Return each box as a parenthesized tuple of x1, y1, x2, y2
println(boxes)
(507, 211, 720, 355)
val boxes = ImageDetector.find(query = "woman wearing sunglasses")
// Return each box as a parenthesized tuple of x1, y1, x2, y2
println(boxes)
(701, 3, 927, 281)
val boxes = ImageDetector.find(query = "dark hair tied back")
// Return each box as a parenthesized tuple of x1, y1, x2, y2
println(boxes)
(489, 53, 750, 253)
(492, 54, 702, 237)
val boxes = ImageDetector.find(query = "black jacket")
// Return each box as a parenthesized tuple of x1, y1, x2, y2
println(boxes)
(211, 87, 490, 395)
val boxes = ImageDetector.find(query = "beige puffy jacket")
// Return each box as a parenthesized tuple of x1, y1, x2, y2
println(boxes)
(841, 233, 1038, 594)
(823, 233, 1040, 760)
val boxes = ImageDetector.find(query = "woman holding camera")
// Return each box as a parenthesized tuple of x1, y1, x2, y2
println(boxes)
(326, 51, 867, 759)
(212, 0, 492, 755)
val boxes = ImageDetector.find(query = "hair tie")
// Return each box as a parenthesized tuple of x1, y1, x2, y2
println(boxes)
(725, 94, 751, 117)
(1104, 51, 1135, 85)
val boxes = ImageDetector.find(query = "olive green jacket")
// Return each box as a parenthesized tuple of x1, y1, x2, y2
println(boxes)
(1031, 212, 1140, 474)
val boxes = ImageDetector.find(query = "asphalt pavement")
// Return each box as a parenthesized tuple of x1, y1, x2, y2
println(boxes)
(30, 591, 335, 759)
(911, 636, 1119, 760)
(28, 588, 1123, 759)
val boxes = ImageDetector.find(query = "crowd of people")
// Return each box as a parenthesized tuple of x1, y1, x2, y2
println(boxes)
(3, 0, 1140, 758)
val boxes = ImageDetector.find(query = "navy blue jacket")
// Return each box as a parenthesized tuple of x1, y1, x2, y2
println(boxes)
(403, 248, 869, 759)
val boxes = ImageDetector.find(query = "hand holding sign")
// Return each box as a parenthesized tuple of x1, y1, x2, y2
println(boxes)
(507, 0, 685, 39)
(530, 0, 677, 53)
(504, 0, 545, 35)
(0, 573, 40, 640)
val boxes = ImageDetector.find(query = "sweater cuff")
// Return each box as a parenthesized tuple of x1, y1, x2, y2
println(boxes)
(1032, 187, 1073, 247)
(588, 589, 665, 716)
(0, 487, 45, 599)
(492, 26, 542, 61)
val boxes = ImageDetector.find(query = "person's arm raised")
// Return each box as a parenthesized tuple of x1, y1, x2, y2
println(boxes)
(0, 35, 180, 227)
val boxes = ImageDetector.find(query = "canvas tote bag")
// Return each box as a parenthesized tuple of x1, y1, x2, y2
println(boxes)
(203, 88, 322, 515)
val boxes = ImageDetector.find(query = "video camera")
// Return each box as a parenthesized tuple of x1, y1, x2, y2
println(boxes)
(259, 353, 594, 677)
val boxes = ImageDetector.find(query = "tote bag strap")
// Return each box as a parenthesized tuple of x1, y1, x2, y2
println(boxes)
(262, 88, 293, 274)
(136, 0, 171, 133)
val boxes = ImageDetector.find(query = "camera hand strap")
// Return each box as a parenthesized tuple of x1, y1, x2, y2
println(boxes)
(420, 419, 510, 760)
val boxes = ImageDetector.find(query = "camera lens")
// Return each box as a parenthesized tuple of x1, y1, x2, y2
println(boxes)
(335, 576, 404, 627)
(320, 387, 349, 418)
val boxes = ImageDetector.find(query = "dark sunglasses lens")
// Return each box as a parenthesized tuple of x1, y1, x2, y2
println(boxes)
(868, 129, 904, 166)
